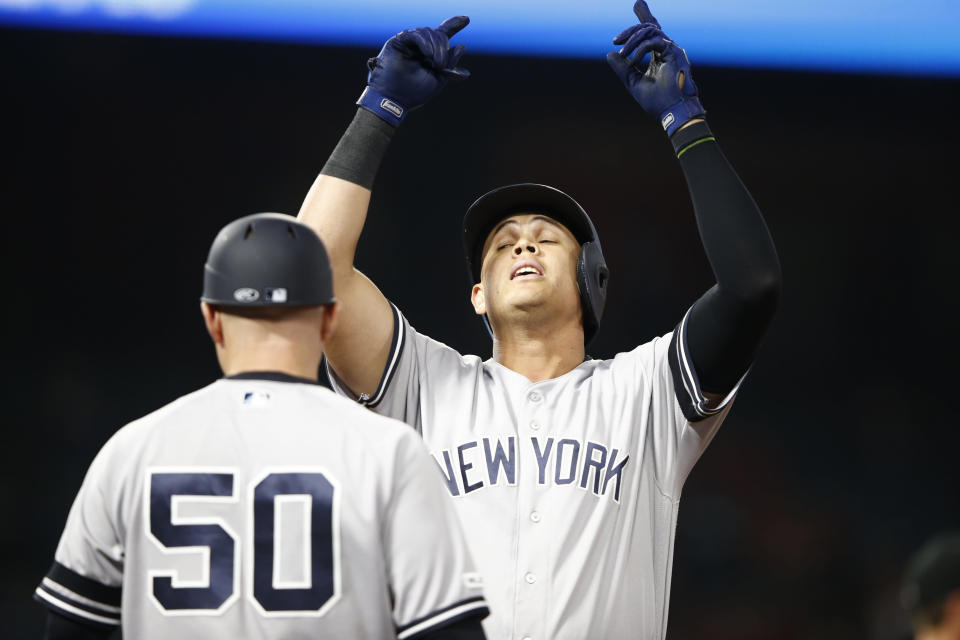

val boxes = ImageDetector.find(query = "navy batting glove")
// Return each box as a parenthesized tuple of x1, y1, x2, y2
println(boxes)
(606, 1, 705, 136)
(358, 16, 470, 127)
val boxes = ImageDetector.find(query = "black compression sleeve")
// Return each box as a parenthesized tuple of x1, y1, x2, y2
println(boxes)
(672, 121, 782, 394)
(320, 108, 396, 189)
(414, 614, 488, 640)
(44, 611, 114, 640)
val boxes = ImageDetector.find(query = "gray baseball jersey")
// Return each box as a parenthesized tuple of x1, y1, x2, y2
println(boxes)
(35, 372, 487, 639)
(327, 305, 742, 640)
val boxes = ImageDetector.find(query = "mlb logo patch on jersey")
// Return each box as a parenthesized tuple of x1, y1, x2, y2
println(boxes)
(462, 572, 483, 589)
(243, 390, 272, 407)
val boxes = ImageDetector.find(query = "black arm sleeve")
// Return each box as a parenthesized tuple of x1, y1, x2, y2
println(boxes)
(44, 611, 114, 640)
(671, 121, 782, 394)
(414, 614, 488, 640)
(320, 108, 396, 189)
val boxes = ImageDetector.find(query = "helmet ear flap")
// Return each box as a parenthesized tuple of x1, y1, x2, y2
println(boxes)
(577, 241, 609, 345)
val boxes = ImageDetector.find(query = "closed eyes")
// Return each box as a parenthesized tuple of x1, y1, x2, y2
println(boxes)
(495, 237, 558, 250)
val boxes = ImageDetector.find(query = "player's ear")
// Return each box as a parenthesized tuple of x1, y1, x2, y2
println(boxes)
(200, 302, 225, 346)
(319, 302, 340, 343)
(470, 283, 486, 315)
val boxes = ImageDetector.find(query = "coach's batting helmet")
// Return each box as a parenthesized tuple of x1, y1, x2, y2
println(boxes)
(201, 213, 336, 307)
(463, 184, 609, 344)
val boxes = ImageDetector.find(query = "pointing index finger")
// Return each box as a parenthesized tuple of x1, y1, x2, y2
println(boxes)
(632, 0, 660, 27)
(438, 15, 470, 38)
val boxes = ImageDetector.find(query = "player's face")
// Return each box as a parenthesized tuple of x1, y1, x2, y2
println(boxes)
(475, 213, 582, 329)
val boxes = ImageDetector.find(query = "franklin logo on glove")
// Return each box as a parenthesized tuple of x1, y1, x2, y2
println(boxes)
(379, 97, 403, 118)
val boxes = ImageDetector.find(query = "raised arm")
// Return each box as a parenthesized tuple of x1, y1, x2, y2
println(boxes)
(607, 1, 782, 396)
(297, 16, 470, 398)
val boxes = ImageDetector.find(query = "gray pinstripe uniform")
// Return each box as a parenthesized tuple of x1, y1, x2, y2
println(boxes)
(328, 305, 742, 640)
(35, 374, 487, 638)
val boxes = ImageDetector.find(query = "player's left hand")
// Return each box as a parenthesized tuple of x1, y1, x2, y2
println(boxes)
(605, 0, 705, 136)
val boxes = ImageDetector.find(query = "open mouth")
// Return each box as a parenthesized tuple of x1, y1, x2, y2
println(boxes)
(511, 261, 544, 280)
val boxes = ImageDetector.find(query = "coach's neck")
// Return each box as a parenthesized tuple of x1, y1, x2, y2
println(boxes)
(220, 340, 322, 382)
(492, 322, 585, 383)
(202, 303, 336, 382)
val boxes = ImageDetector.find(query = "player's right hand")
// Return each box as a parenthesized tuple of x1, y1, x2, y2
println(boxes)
(357, 16, 471, 127)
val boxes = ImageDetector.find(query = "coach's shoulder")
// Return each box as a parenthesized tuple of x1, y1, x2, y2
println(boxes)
(313, 388, 429, 475)
(307, 384, 415, 436)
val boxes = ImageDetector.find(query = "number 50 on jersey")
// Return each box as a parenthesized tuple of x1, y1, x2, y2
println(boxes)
(146, 467, 339, 617)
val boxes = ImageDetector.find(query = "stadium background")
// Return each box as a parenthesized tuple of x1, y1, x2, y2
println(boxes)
(2, 10, 959, 639)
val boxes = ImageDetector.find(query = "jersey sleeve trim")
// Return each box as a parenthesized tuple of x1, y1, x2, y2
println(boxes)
(364, 302, 405, 409)
(34, 563, 121, 628)
(668, 306, 744, 423)
(324, 303, 405, 407)
(44, 562, 121, 608)
(396, 596, 489, 640)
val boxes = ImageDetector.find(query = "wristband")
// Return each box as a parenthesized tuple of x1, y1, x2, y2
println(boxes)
(670, 120, 714, 158)
(356, 86, 408, 127)
(659, 97, 706, 137)
(320, 109, 395, 190)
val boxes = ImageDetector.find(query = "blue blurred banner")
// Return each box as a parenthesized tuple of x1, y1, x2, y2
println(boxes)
(2, 0, 958, 76)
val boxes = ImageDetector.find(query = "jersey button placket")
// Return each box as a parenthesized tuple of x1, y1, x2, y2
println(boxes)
(517, 386, 548, 640)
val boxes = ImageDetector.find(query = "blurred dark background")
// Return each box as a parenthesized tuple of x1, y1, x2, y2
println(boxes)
(3, 25, 958, 639)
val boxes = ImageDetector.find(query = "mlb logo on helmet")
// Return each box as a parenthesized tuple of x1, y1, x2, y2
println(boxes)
(265, 288, 287, 303)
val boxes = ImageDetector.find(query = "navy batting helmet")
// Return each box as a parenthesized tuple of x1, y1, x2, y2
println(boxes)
(201, 213, 335, 307)
(463, 184, 609, 344)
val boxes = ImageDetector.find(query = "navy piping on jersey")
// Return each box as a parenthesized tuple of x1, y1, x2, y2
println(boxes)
(364, 303, 405, 408)
(322, 303, 404, 406)
(34, 562, 121, 628)
(396, 596, 489, 640)
(225, 371, 320, 385)
(667, 306, 741, 423)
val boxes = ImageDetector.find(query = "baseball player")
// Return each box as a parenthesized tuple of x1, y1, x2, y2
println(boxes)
(902, 533, 960, 639)
(298, 2, 781, 638)
(33, 213, 489, 639)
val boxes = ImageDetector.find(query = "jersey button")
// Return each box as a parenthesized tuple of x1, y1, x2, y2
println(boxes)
(524, 572, 536, 584)
(527, 391, 542, 403)
(530, 511, 541, 523)
(529, 420, 541, 430)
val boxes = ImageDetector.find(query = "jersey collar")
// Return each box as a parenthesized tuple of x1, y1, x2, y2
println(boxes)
(224, 371, 320, 386)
